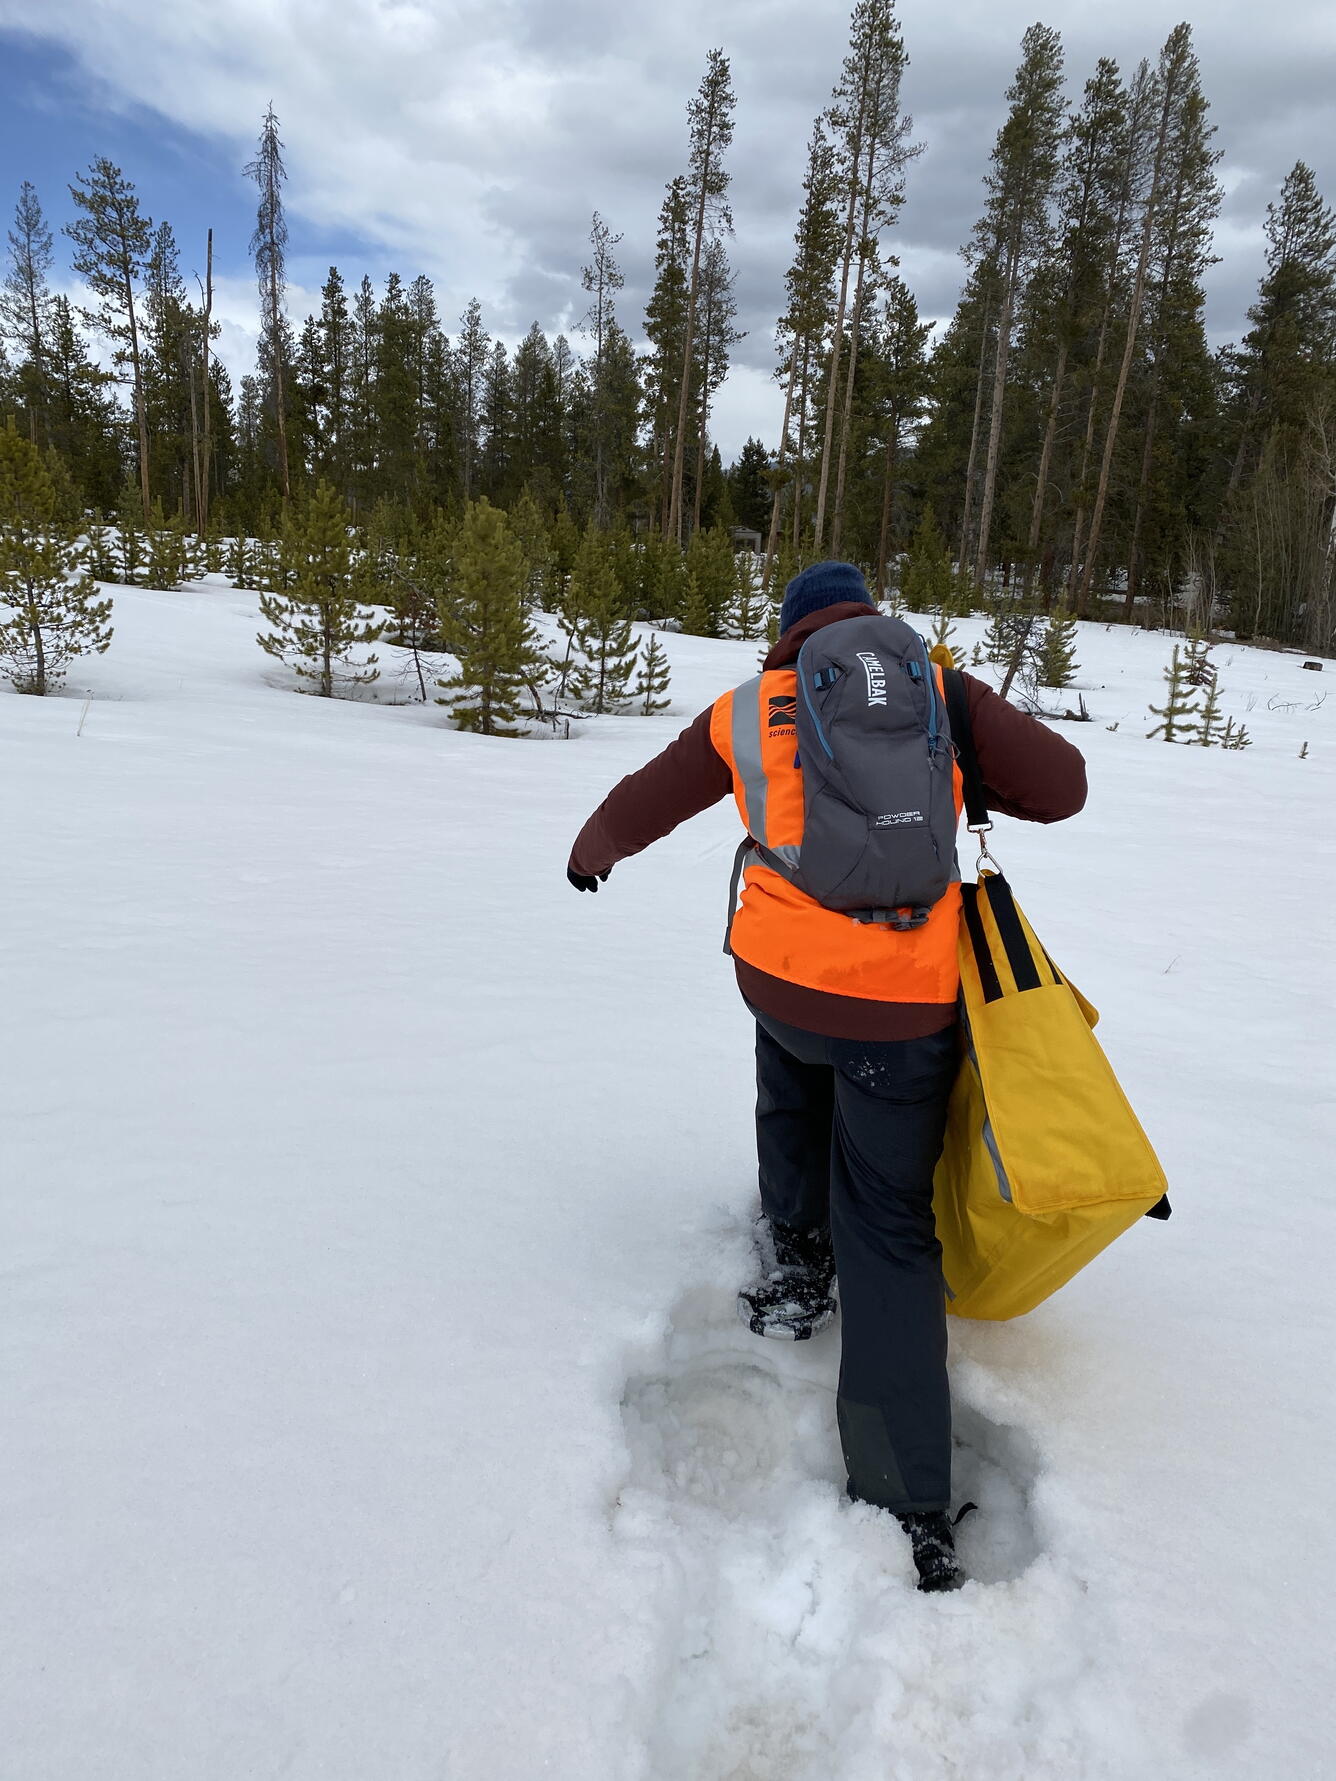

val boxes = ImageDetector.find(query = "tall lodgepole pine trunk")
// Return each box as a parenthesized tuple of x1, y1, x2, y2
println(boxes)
(956, 308, 992, 577)
(1025, 341, 1068, 599)
(812, 82, 870, 553)
(972, 249, 1021, 588)
(122, 247, 152, 522)
(199, 229, 213, 534)
(1079, 68, 1180, 613)
(1124, 380, 1162, 617)
(762, 344, 801, 593)
(874, 402, 901, 599)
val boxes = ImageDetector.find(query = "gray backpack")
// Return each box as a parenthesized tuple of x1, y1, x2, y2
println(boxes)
(751, 613, 960, 930)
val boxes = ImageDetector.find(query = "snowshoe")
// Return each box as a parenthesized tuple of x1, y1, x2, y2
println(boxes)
(737, 1216, 837, 1341)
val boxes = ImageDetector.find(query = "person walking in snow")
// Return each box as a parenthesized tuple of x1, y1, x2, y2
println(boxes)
(567, 561, 1086, 1590)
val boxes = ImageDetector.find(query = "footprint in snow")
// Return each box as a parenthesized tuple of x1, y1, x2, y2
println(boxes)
(615, 1288, 1046, 1780)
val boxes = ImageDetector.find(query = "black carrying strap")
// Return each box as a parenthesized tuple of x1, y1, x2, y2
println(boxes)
(942, 667, 989, 830)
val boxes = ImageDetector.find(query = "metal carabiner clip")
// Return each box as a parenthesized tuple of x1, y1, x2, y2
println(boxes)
(969, 821, 1003, 876)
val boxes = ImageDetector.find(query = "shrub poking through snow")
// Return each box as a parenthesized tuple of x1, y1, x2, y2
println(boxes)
(1147, 646, 1201, 742)
(0, 423, 113, 696)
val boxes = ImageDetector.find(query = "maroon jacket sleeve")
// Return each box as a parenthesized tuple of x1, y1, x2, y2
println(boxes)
(568, 707, 733, 877)
(962, 672, 1087, 823)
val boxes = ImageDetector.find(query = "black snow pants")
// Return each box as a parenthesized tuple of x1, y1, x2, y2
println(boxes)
(751, 1007, 959, 1515)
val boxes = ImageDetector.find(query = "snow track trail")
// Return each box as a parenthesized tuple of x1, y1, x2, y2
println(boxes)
(616, 1286, 1129, 1780)
(1, 581, 1332, 1777)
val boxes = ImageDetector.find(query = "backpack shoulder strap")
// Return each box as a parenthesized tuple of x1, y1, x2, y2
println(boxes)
(943, 668, 989, 830)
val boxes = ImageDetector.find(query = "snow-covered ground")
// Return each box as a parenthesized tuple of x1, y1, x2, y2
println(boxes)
(2, 578, 1332, 1780)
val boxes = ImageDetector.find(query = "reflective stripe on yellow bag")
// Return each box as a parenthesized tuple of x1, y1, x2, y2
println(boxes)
(934, 872, 1169, 1321)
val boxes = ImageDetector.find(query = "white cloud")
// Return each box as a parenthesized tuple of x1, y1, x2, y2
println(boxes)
(5, 0, 1334, 456)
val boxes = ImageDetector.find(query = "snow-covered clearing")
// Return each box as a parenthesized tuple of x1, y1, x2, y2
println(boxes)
(2, 578, 1332, 1780)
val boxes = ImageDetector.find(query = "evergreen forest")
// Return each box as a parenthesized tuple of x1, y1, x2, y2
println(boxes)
(2, 5, 1334, 676)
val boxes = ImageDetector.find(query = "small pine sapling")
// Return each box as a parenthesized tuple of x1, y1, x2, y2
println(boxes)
(1195, 672, 1225, 746)
(900, 507, 956, 617)
(731, 550, 768, 640)
(1147, 647, 1201, 742)
(85, 514, 117, 581)
(436, 498, 546, 736)
(115, 485, 146, 586)
(681, 571, 714, 638)
(570, 526, 636, 714)
(1038, 605, 1079, 689)
(385, 517, 450, 703)
(634, 633, 673, 715)
(0, 425, 114, 695)
(928, 608, 957, 656)
(984, 605, 1042, 701)
(144, 499, 192, 590)
(225, 532, 252, 588)
(1182, 634, 1215, 688)
(257, 480, 381, 698)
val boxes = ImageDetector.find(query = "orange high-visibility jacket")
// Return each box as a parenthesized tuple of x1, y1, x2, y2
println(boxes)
(709, 663, 965, 1008)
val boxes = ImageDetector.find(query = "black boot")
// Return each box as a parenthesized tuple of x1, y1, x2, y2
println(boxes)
(737, 1217, 837, 1341)
(898, 1510, 964, 1593)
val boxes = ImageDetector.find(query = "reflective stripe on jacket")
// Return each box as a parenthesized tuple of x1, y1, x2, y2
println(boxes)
(709, 664, 965, 1007)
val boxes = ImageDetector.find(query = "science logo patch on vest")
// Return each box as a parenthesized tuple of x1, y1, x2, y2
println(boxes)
(768, 693, 797, 734)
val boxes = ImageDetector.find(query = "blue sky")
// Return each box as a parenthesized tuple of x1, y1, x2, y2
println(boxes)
(0, 34, 380, 308)
(2, 1, 1334, 456)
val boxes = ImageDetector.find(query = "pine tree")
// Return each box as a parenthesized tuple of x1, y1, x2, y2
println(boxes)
(1194, 671, 1224, 745)
(0, 424, 113, 695)
(226, 530, 254, 588)
(384, 512, 449, 702)
(681, 572, 713, 637)
(644, 178, 693, 535)
(85, 513, 117, 582)
(455, 299, 490, 501)
(257, 480, 380, 697)
(667, 50, 736, 545)
(765, 120, 841, 578)
(730, 548, 769, 640)
(966, 24, 1067, 585)
(1037, 605, 1079, 687)
(436, 498, 543, 735)
(144, 497, 192, 589)
(45, 295, 122, 509)
(1146, 645, 1200, 741)
(869, 278, 932, 595)
(65, 159, 154, 519)
(580, 212, 626, 525)
(245, 106, 294, 504)
(507, 489, 553, 609)
(1181, 633, 1215, 686)
(634, 633, 673, 715)
(813, 0, 917, 554)
(927, 608, 957, 656)
(570, 524, 636, 714)
(900, 505, 957, 614)
(115, 483, 147, 585)
(1, 182, 55, 447)
(684, 525, 734, 635)
(984, 603, 1043, 700)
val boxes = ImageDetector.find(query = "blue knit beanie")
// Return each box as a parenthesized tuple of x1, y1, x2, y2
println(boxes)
(779, 560, 873, 635)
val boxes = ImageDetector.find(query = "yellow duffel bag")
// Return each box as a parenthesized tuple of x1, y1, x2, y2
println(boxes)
(934, 869, 1170, 1321)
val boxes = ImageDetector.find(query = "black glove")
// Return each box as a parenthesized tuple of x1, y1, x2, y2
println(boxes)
(567, 867, 611, 893)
